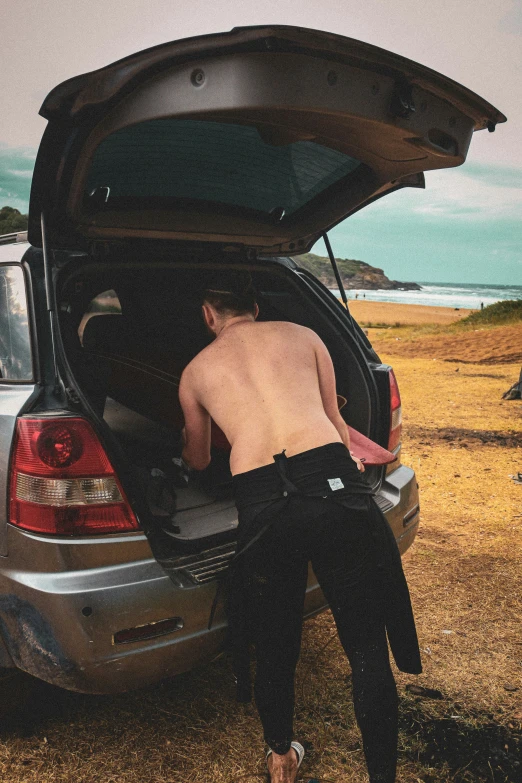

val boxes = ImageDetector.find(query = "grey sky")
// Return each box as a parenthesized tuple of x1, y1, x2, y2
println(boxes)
(1, 0, 521, 283)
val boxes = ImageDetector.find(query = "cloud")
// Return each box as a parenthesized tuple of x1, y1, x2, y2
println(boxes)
(328, 161, 522, 284)
(0, 146, 37, 213)
(408, 163, 522, 222)
(499, 0, 522, 34)
(461, 162, 522, 189)
(330, 207, 522, 284)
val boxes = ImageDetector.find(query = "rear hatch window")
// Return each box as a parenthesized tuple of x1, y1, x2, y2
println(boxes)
(86, 119, 362, 220)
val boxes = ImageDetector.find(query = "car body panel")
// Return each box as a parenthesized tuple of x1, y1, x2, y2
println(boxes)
(39, 25, 505, 127)
(0, 240, 29, 263)
(0, 238, 420, 694)
(0, 385, 37, 556)
(28, 25, 505, 253)
(0, 465, 417, 693)
(0, 243, 39, 558)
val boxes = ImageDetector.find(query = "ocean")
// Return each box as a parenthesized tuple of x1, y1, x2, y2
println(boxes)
(327, 282, 522, 310)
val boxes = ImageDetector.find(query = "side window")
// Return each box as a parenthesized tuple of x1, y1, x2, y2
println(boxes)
(0, 265, 33, 382)
(78, 289, 121, 345)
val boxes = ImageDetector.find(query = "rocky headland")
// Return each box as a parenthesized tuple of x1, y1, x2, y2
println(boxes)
(294, 252, 421, 291)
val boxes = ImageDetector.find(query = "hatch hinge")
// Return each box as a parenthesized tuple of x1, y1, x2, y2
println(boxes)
(41, 212, 65, 396)
(65, 386, 81, 405)
(390, 80, 416, 119)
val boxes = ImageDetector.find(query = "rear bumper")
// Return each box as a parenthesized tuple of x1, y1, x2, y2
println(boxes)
(378, 463, 420, 554)
(0, 465, 418, 694)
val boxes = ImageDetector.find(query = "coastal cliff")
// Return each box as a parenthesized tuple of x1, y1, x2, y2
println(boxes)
(294, 253, 421, 291)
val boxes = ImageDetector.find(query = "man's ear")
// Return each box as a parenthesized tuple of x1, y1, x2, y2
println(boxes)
(202, 302, 215, 329)
(254, 303, 259, 319)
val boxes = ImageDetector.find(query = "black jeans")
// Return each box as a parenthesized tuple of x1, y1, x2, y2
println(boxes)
(238, 492, 399, 783)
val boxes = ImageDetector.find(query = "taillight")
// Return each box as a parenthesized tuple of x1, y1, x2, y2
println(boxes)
(388, 370, 402, 451)
(9, 418, 139, 535)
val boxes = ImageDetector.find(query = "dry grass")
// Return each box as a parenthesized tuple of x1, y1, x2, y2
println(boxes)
(1, 338, 521, 782)
(368, 322, 522, 365)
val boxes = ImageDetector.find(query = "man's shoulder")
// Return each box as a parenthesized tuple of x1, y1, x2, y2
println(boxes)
(179, 353, 201, 385)
(253, 321, 319, 354)
(180, 341, 216, 385)
(274, 321, 320, 346)
(266, 321, 317, 338)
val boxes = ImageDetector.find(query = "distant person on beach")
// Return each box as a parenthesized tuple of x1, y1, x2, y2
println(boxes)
(481, 301, 484, 310)
(178, 269, 422, 783)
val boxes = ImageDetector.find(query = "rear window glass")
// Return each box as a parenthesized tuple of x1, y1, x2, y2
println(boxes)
(85, 119, 361, 218)
(0, 265, 33, 382)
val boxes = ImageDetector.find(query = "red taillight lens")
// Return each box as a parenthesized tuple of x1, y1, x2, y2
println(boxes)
(388, 370, 402, 452)
(9, 417, 139, 535)
(33, 422, 83, 468)
(16, 419, 112, 478)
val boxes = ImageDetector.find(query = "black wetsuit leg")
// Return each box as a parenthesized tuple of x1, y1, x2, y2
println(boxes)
(239, 494, 399, 783)
(239, 503, 310, 755)
(310, 496, 399, 783)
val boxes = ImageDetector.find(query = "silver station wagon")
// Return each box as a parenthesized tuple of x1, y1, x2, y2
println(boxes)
(0, 25, 504, 705)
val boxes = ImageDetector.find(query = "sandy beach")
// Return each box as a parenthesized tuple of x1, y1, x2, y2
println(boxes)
(346, 299, 522, 364)
(347, 299, 475, 326)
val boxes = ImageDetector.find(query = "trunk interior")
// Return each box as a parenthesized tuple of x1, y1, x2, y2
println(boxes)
(57, 253, 377, 563)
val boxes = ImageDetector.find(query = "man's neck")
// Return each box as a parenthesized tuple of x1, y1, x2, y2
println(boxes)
(215, 315, 255, 337)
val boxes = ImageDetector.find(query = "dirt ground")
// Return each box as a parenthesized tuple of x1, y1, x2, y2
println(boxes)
(1, 311, 521, 783)
(369, 322, 522, 365)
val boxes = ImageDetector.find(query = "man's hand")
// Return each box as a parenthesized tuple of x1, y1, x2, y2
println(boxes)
(350, 452, 365, 472)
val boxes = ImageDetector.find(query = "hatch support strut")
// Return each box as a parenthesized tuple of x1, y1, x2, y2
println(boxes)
(322, 232, 352, 316)
(41, 212, 61, 392)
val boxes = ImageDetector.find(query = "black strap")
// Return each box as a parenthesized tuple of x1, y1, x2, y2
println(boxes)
(273, 448, 302, 496)
(207, 449, 296, 631)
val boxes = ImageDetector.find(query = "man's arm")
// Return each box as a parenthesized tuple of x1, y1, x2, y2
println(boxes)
(311, 331, 365, 472)
(178, 366, 211, 471)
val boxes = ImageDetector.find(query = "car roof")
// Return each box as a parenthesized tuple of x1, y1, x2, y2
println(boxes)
(0, 237, 30, 263)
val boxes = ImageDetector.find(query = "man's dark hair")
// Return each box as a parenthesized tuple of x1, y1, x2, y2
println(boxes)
(201, 269, 257, 316)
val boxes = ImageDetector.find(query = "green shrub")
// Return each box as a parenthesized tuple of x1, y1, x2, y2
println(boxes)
(458, 299, 522, 326)
(0, 206, 28, 235)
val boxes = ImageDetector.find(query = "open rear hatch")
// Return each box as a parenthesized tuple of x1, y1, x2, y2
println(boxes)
(29, 25, 505, 254)
(39, 25, 504, 579)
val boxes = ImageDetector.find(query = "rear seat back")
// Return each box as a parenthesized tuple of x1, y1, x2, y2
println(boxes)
(82, 312, 127, 352)
(81, 312, 186, 428)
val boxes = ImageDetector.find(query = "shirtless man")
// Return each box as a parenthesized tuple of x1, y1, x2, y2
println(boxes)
(178, 290, 364, 477)
(178, 270, 419, 783)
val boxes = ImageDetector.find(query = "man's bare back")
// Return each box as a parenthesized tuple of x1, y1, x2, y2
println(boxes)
(179, 319, 359, 476)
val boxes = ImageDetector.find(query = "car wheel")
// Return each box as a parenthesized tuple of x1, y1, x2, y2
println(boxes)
(0, 667, 35, 722)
